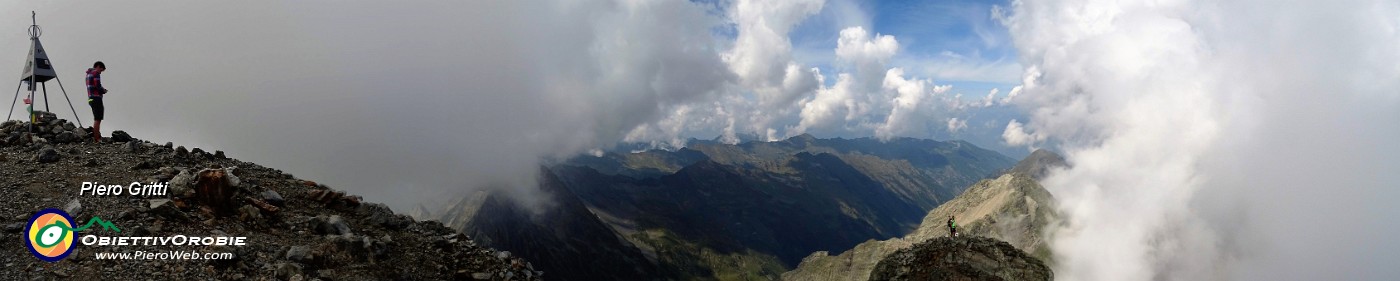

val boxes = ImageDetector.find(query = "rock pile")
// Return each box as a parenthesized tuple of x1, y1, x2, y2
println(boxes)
(0, 113, 94, 146)
(868, 236, 1052, 281)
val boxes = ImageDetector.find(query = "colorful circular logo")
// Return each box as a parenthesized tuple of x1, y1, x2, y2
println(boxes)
(25, 208, 75, 262)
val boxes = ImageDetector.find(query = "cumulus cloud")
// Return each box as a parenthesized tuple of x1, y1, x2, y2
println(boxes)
(1000, 119, 1042, 147)
(834, 26, 899, 90)
(724, 0, 824, 110)
(794, 26, 904, 137)
(873, 67, 952, 140)
(1000, 0, 1400, 280)
(946, 117, 967, 133)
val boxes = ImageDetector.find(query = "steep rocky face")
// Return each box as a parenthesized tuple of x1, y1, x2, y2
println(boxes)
(436, 135, 1016, 280)
(1008, 149, 1067, 180)
(434, 168, 660, 281)
(869, 236, 1052, 281)
(0, 122, 538, 280)
(783, 150, 1064, 281)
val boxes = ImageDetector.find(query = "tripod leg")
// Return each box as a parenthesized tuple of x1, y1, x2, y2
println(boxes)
(7, 82, 19, 121)
(42, 82, 49, 113)
(54, 77, 82, 127)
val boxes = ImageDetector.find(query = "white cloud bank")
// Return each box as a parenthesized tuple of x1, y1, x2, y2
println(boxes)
(999, 0, 1400, 280)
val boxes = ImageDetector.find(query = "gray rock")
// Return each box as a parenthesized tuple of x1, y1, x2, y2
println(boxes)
(285, 246, 313, 262)
(273, 262, 302, 279)
(129, 226, 151, 236)
(147, 199, 188, 221)
(214, 150, 226, 159)
(153, 167, 179, 182)
(33, 147, 59, 163)
(63, 123, 75, 131)
(327, 215, 351, 235)
(53, 131, 76, 143)
(111, 130, 132, 142)
(148, 199, 171, 209)
(123, 141, 141, 153)
(238, 205, 262, 221)
(168, 169, 194, 196)
(3, 222, 23, 233)
(64, 199, 82, 217)
(312, 215, 352, 235)
(362, 203, 410, 230)
(130, 160, 157, 170)
(261, 190, 285, 206)
(174, 146, 188, 157)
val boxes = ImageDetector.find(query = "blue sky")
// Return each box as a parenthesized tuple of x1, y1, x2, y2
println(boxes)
(788, 0, 1020, 97)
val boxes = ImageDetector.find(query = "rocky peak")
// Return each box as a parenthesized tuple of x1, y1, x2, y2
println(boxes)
(869, 236, 1052, 281)
(1008, 149, 1067, 180)
(0, 121, 541, 280)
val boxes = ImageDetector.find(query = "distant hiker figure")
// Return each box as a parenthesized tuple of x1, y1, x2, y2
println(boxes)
(948, 216, 957, 237)
(85, 61, 107, 143)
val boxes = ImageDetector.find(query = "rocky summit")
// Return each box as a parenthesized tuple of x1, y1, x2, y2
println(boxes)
(868, 236, 1052, 281)
(0, 121, 540, 280)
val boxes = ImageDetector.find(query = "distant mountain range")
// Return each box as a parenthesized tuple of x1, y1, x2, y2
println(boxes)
(422, 135, 1020, 280)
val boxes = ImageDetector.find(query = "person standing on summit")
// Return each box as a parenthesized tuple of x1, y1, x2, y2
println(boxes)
(948, 216, 958, 237)
(86, 61, 107, 143)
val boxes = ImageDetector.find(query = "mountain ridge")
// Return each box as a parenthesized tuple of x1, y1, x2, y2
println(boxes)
(431, 134, 1018, 280)
(782, 149, 1065, 281)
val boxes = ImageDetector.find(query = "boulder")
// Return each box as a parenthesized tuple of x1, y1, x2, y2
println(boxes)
(194, 167, 241, 216)
(33, 147, 59, 163)
(64, 199, 83, 217)
(168, 169, 195, 197)
(362, 203, 410, 230)
(147, 199, 189, 222)
(111, 130, 133, 142)
(285, 246, 313, 262)
(312, 215, 352, 236)
(261, 190, 285, 206)
(123, 141, 141, 153)
(53, 131, 76, 143)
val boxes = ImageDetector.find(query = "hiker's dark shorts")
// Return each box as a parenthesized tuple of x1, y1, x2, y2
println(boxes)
(88, 98, 104, 121)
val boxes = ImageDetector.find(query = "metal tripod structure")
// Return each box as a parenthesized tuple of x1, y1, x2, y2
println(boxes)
(9, 11, 83, 131)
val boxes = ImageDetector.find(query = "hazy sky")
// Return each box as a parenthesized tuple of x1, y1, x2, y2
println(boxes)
(0, 1, 1026, 210)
